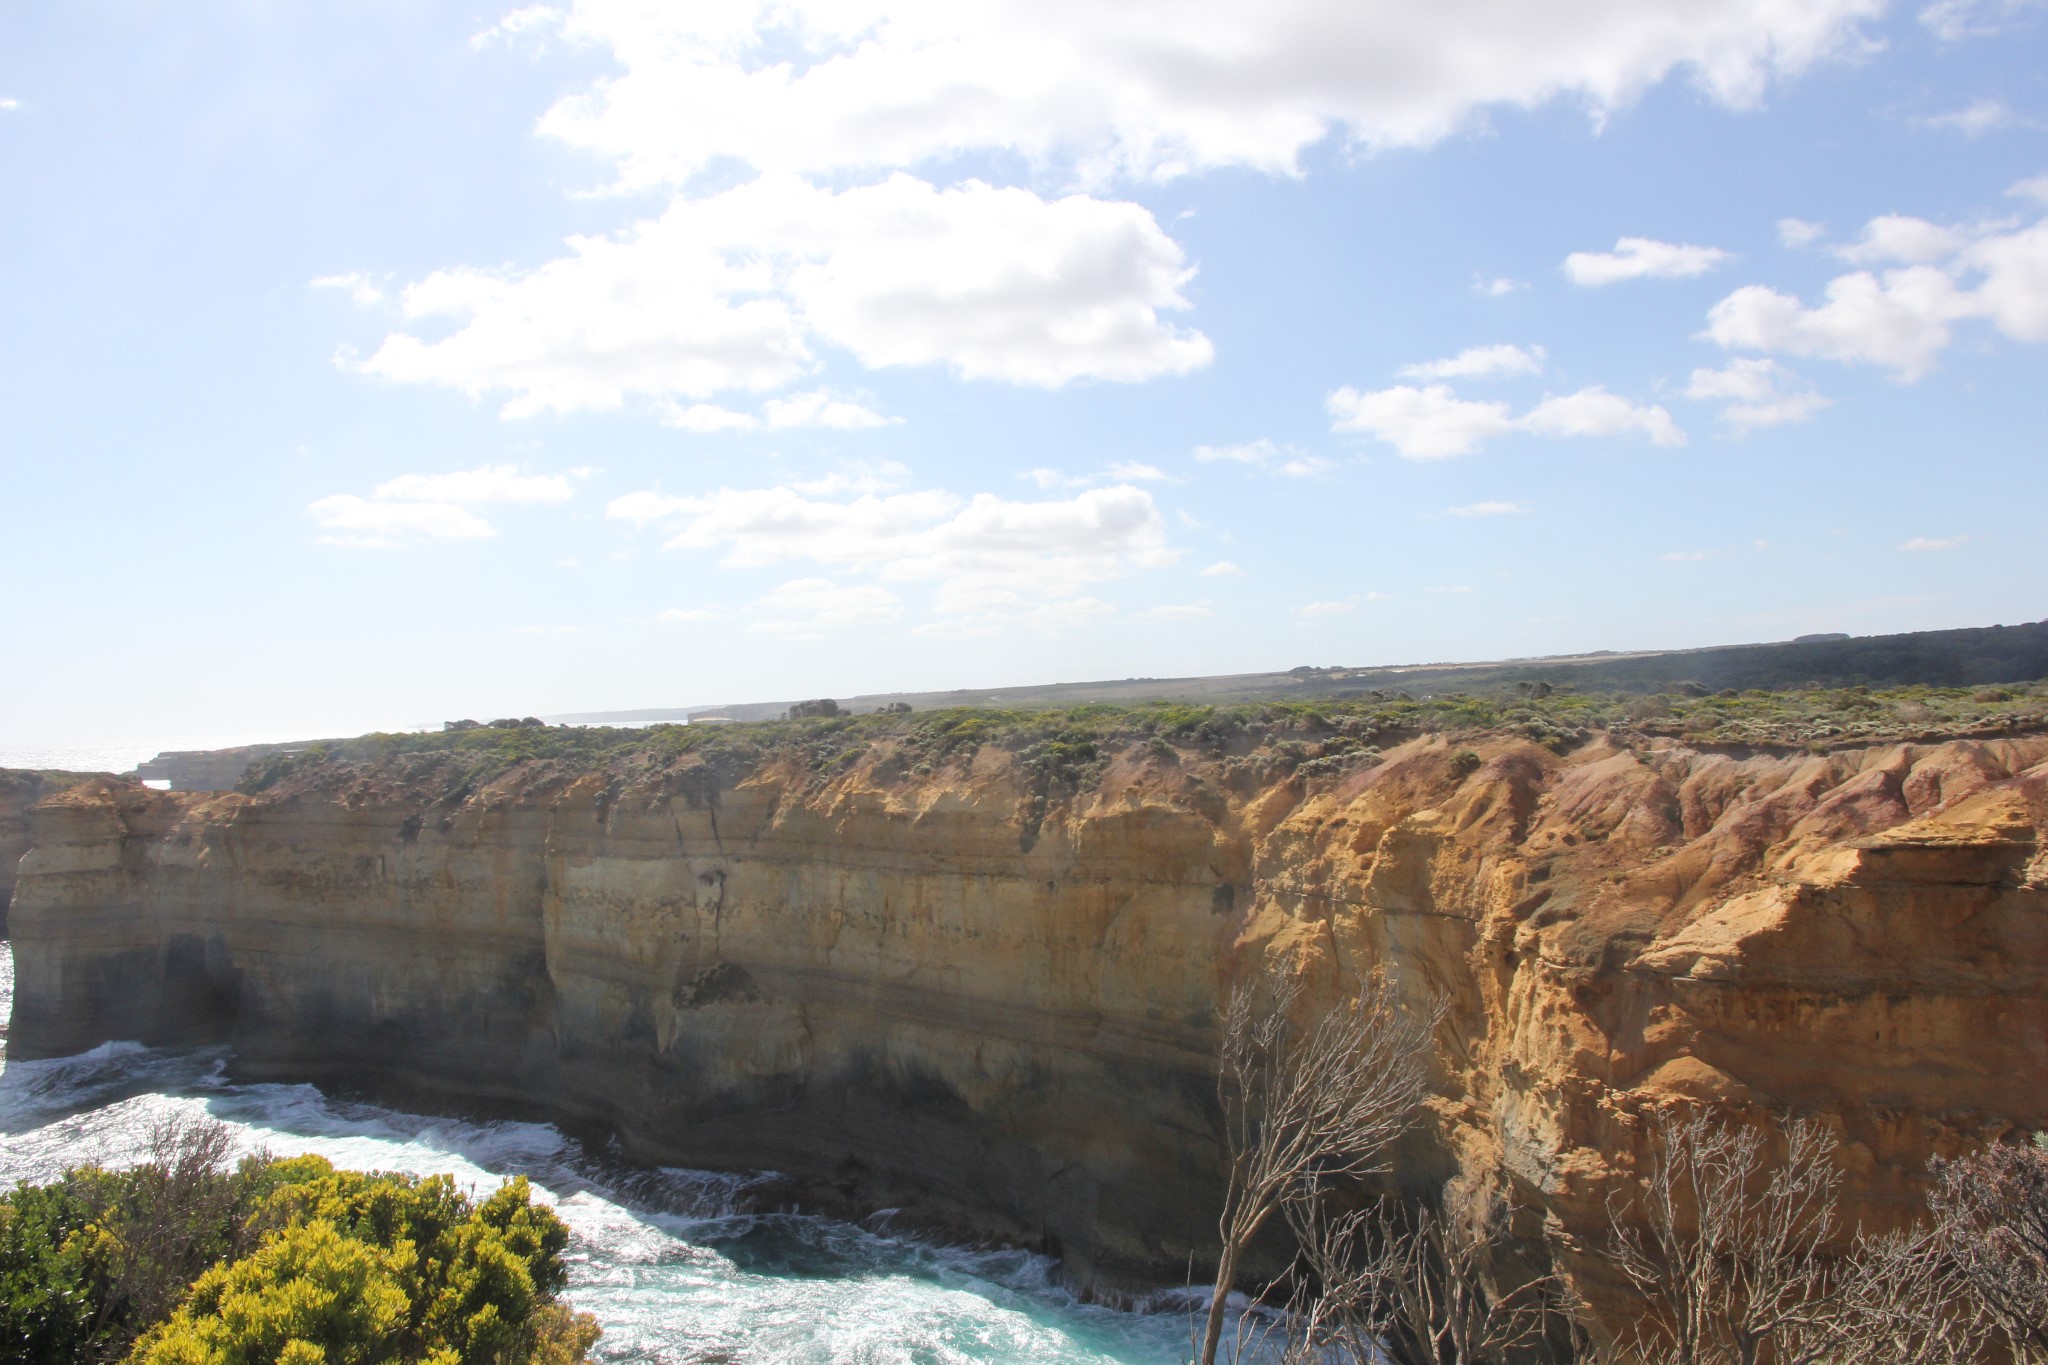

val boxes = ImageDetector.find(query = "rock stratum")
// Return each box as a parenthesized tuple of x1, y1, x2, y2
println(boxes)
(8, 726, 2048, 1333)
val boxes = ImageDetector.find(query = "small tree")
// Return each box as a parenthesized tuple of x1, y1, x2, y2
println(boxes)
(1197, 963, 1436, 1365)
(1601, 1112, 1854, 1365)
(1262, 1175, 1559, 1365)
(1929, 1136, 2048, 1363)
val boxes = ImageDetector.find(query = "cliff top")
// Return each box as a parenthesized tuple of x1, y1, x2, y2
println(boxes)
(192, 679, 2048, 806)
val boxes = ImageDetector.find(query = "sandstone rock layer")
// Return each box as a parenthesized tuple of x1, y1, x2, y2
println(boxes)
(9, 733, 2047, 1319)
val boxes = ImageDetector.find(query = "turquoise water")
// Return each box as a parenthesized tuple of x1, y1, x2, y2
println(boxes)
(0, 945, 1200, 1364)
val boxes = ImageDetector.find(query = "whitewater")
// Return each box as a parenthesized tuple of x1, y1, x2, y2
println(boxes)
(0, 943, 1196, 1364)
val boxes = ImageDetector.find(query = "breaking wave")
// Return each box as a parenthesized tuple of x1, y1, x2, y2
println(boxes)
(0, 943, 1194, 1363)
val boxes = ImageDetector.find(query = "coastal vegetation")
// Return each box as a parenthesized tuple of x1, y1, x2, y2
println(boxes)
(0, 1116, 596, 1365)
(234, 680, 2048, 800)
(1208, 982, 2048, 1365)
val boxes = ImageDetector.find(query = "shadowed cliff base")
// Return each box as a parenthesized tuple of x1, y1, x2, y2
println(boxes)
(7, 677, 2048, 1345)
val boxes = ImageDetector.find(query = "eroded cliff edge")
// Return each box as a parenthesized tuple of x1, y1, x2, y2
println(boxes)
(9, 715, 2048, 1325)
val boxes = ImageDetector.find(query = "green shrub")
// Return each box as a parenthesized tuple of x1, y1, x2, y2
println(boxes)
(0, 1118, 594, 1365)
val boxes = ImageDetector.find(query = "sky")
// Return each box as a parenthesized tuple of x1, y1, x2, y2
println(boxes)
(2, 0, 2045, 749)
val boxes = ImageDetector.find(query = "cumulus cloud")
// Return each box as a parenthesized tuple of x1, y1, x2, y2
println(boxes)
(1704, 268, 1975, 378)
(1900, 534, 1973, 551)
(1200, 560, 1246, 576)
(530, 0, 1883, 189)
(1564, 237, 1733, 285)
(1472, 275, 1526, 297)
(1327, 383, 1680, 458)
(306, 463, 578, 547)
(1683, 358, 1830, 431)
(354, 174, 1210, 415)
(609, 479, 1174, 624)
(1398, 343, 1546, 380)
(1833, 215, 1968, 265)
(0, 98, 21, 113)
(1778, 218, 1827, 248)
(1326, 386, 1516, 459)
(1191, 439, 1332, 476)
(1444, 500, 1527, 517)
(1703, 202, 2048, 377)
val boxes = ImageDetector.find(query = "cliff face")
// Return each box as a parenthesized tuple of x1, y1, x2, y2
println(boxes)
(9, 733, 2048, 1320)
(1, 770, 63, 938)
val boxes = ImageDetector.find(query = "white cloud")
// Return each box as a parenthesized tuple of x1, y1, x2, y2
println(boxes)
(1661, 550, 1709, 562)
(1192, 439, 1331, 476)
(1522, 387, 1686, 444)
(1200, 560, 1246, 577)
(1707, 198, 2048, 377)
(1963, 218, 2048, 341)
(305, 496, 495, 548)
(1472, 275, 1526, 297)
(1683, 358, 1831, 431)
(533, 0, 1883, 190)
(610, 480, 1173, 623)
(1398, 343, 1545, 380)
(1834, 215, 1968, 265)
(1296, 600, 1356, 618)
(473, 4, 563, 46)
(747, 578, 903, 636)
(312, 272, 388, 306)
(1135, 600, 1214, 621)
(1919, 0, 2040, 40)
(0, 98, 21, 113)
(1703, 267, 1976, 378)
(1444, 500, 1527, 517)
(306, 463, 578, 546)
(1920, 98, 2035, 136)
(762, 389, 896, 429)
(1900, 534, 1973, 551)
(1326, 385, 1516, 459)
(355, 174, 1209, 415)
(1778, 218, 1827, 248)
(372, 465, 576, 504)
(1564, 237, 1734, 285)
(1329, 382, 1680, 457)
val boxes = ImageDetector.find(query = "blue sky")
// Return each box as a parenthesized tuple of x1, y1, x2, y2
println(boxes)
(2, 0, 2045, 748)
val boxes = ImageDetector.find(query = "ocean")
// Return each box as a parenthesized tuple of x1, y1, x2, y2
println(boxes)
(0, 942, 1200, 1364)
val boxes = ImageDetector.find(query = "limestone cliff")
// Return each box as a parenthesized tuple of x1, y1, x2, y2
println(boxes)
(0, 770, 92, 938)
(8, 729, 2047, 1328)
